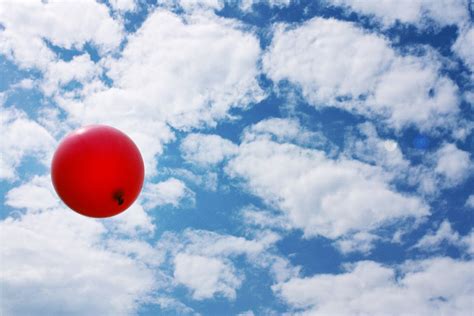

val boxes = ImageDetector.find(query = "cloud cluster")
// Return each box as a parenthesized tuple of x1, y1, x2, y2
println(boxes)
(0, 106, 56, 180)
(181, 133, 238, 166)
(1, 176, 158, 315)
(414, 220, 474, 255)
(330, 0, 471, 29)
(263, 17, 459, 131)
(142, 178, 195, 209)
(157, 228, 295, 301)
(274, 257, 474, 315)
(55, 10, 263, 177)
(183, 119, 430, 254)
(227, 132, 429, 240)
(1, 1, 473, 314)
(0, 0, 123, 69)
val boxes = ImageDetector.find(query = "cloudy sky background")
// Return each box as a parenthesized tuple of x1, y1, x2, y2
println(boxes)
(1, 0, 473, 315)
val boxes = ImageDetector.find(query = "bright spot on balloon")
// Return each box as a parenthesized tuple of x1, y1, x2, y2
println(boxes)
(383, 140, 398, 152)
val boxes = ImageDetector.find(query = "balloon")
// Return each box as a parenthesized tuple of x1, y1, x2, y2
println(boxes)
(51, 125, 144, 218)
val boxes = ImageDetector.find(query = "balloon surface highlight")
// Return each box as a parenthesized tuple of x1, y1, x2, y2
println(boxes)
(51, 125, 144, 218)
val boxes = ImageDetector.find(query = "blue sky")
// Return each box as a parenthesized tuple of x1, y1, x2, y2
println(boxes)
(1, 0, 473, 315)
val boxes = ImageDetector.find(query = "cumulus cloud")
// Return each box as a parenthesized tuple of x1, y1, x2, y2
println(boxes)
(1, 177, 158, 315)
(452, 26, 474, 76)
(166, 0, 291, 13)
(157, 228, 296, 300)
(174, 253, 242, 300)
(226, 121, 429, 240)
(434, 143, 471, 187)
(1, 210, 156, 316)
(466, 195, 474, 208)
(263, 17, 459, 131)
(41, 54, 100, 96)
(344, 124, 473, 195)
(345, 122, 410, 173)
(274, 257, 474, 315)
(101, 10, 263, 129)
(5, 175, 59, 211)
(165, 168, 219, 191)
(330, 0, 471, 29)
(167, 0, 224, 12)
(109, 0, 138, 12)
(181, 133, 238, 166)
(241, 205, 292, 231)
(2, 1, 473, 314)
(414, 220, 474, 255)
(178, 119, 429, 249)
(0, 0, 123, 69)
(142, 178, 195, 209)
(6, 173, 156, 238)
(241, 117, 326, 147)
(57, 10, 263, 177)
(105, 203, 156, 236)
(334, 231, 380, 255)
(238, 0, 291, 12)
(0, 106, 56, 181)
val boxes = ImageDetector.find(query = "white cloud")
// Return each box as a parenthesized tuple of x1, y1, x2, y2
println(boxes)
(105, 239, 165, 268)
(414, 220, 461, 250)
(343, 124, 470, 196)
(157, 228, 296, 300)
(10, 78, 35, 90)
(168, 0, 291, 13)
(452, 26, 474, 74)
(274, 257, 474, 315)
(158, 229, 280, 264)
(101, 10, 263, 130)
(109, 0, 138, 12)
(461, 231, 474, 255)
(151, 296, 196, 315)
(345, 122, 410, 173)
(181, 133, 238, 166)
(179, 229, 279, 258)
(171, 0, 224, 11)
(334, 232, 380, 255)
(237, 310, 255, 316)
(5, 175, 59, 211)
(41, 54, 100, 96)
(6, 173, 156, 237)
(142, 178, 195, 209)
(241, 206, 292, 231)
(330, 0, 470, 29)
(0, 0, 123, 69)
(1, 209, 155, 316)
(414, 220, 474, 255)
(239, 0, 291, 12)
(434, 143, 471, 187)
(242, 117, 325, 146)
(106, 202, 156, 236)
(60, 10, 263, 177)
(226, 136, 429, 239)
(165, 167, 219, 191)
(174, 253, 242, 300)
(0, 106, 56, 181)
(263, 17, 459, 131)
(466, 195, 474, 208)
(1, 171, 162, 315)
(1, 195, 157, 316)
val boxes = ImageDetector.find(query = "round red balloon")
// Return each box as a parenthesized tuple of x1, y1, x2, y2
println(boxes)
(51, 125, 144, 218)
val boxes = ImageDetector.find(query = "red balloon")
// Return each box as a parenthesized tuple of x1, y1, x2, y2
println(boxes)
(51, 125, 144, 218)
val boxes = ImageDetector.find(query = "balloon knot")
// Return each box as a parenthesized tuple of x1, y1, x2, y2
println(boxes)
(113, 191, 124, 206)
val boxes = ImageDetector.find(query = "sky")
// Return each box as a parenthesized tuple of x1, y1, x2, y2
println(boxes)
(0, 0, 473, 315)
